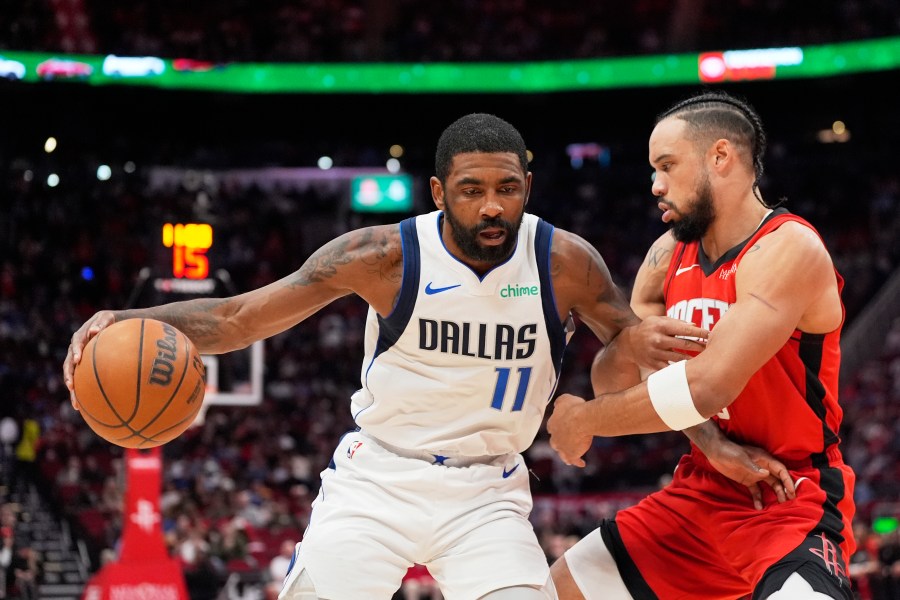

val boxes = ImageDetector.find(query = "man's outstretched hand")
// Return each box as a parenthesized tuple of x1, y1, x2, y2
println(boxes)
(63, 309, 117, 410)
(547, 394, 592, 468)
(706, 442, 796, 510)
(549, 400, 797, 510)
(625, 315, 708, 372)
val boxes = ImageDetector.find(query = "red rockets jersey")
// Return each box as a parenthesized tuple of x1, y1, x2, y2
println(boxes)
(663, 209, 846, 464)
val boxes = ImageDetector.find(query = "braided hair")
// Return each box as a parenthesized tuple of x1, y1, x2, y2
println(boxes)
(658, 90, 778, 208)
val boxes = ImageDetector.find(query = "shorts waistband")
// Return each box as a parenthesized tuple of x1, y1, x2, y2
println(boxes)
(357, 431, 506, 467)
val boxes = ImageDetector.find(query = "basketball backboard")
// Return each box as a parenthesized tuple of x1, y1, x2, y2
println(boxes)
(201, 341, 264, 406)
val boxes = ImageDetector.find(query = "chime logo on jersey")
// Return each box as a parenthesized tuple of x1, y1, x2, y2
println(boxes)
(667, 298, 731, 330)
(418, 319, 538, 360)
(499, 283, 539, 299)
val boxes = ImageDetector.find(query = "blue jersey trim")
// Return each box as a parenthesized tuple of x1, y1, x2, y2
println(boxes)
(374, 217, 420, 359)
(535, 219, 568, 375)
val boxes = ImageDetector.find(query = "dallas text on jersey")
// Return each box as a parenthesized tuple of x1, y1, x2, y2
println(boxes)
(418, 319, 538, 360)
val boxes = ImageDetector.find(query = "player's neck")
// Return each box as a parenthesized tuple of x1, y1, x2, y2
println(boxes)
(700, 197, 772, 263)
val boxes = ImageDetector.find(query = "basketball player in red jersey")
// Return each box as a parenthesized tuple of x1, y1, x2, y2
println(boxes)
(547, 90, 856, 600)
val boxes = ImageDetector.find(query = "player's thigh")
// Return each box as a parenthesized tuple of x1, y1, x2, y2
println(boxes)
(427, 509, 549, 600)
(755, 553, 854, 600)
(279, 567, 319, 600)
(294, 439, 427, 598)
(291, 524, 411, 600)
(761, 572, 845, 600)
(557, 527, 631, 600)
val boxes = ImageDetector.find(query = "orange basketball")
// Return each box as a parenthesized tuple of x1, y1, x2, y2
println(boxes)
(73, 318, 207, 448)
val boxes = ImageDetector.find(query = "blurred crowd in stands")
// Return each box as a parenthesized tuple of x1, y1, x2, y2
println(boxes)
(0, 120, 898, 597)
(0, 1, 899, 598)
(3, 0, 900, 60)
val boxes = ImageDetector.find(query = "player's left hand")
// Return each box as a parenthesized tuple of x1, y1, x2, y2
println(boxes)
(547, 394, 593, 468)
(706, 443, 796, 510)
(626, 315, 709, 371)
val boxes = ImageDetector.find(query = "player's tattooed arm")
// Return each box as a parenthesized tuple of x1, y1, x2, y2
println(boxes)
(115, 299, 232, 346)
(107, 231, 377, 352)
(65, 226, 403, 388)
(547, 229, 643, 393)
(631, 231, 674, 320)
(288, 236, 356, 286)
(111, 226, 403, 355)
(644, 242, 671, 268)
(283, 223, 403, 317)
(286, 225, 402, 289)
(549, 229, 637, 342)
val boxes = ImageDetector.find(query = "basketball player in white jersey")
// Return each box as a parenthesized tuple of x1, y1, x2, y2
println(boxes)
(64, 113, 788, 599)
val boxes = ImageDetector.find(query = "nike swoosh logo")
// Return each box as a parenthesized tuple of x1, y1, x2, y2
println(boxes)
(425, 282, 462, 295)
(675, 264, 700, 276)
(502, 464, 519, 478)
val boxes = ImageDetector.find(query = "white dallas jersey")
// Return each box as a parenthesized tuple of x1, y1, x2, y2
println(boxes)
(350, 210, 574, 457)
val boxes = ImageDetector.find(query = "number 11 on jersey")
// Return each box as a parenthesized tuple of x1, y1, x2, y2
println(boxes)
(491, 367, 532, 412)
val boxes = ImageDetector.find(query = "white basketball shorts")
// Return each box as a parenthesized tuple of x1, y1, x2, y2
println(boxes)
(279, 430, 550, 600)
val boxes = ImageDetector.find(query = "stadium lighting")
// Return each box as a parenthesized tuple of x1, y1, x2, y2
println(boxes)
(1, 36, 898, 93)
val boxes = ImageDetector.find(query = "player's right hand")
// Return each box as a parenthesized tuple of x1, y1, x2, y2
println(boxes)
(706, 443, 796, 510)
(63, 310, 118, 410)
(547, 393, 593, 468)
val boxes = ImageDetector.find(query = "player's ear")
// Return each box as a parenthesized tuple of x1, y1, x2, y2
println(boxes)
(524, 171, 533, 206)
(711, 139, 729, 170)
(430, 176, 445, 210)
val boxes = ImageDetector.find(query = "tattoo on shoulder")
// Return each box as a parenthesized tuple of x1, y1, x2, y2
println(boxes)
(361, 230, 403, 283)
(646, 245, 671, 267)
(746, 244, 761, 253)
(286, 227, 400, 288)
(288, 238, 353, 288)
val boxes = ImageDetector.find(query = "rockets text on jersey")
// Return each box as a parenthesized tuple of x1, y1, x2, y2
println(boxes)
(666, 297, 731, 331)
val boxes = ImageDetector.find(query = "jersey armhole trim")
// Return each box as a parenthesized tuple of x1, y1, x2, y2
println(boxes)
(375, 217, 420, 358)
(535, 219, 567, 372)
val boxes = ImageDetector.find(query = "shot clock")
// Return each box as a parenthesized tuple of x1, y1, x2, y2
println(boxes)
(162, 223, 213, 280)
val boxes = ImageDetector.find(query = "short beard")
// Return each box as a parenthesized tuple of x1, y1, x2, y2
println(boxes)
(442, 203, 522, 264)
(671, 177, 715, 243)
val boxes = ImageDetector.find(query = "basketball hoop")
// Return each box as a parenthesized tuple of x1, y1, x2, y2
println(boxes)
(191, 401, 211, 428)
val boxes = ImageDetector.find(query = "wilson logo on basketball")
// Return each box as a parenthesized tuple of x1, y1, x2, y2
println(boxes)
(186, 356, 207, 405)
(149, 323, 179, 386)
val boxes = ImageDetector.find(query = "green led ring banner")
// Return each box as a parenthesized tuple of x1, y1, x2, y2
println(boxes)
(0, 36, 898, 94)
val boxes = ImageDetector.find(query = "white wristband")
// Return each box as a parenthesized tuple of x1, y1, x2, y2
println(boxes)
(647, 360, 705, 431)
